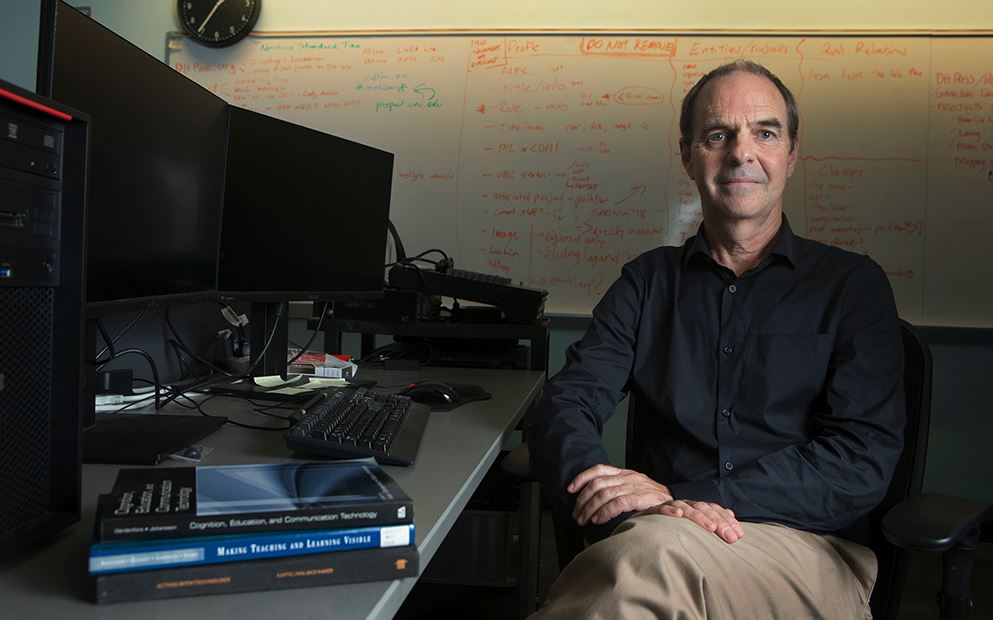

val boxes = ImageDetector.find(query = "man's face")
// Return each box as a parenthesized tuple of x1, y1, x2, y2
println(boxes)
(680, 71, 798, 225)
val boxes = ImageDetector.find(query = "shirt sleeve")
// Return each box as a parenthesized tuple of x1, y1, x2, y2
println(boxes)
(669, 256, 906, 534)
(525, 260, 646, 542)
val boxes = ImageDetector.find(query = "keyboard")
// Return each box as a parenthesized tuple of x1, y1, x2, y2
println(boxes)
(284, 387, 430, 466)
(446, 267, 513, 285)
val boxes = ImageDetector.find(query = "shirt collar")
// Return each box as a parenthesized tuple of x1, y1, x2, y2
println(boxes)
(682, 213, 798, 269)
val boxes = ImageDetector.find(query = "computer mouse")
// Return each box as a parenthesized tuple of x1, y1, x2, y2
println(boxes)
(400, 381, 460, 406)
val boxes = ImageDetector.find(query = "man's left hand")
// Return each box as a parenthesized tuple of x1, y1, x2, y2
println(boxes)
(568, 464, 673, 526)
(636, 499, 745, 544)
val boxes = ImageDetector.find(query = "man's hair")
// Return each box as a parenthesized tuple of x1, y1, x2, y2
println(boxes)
(679, 59, 799, 151)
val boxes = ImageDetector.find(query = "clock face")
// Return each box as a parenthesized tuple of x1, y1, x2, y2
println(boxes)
(179, 0, 260, 47)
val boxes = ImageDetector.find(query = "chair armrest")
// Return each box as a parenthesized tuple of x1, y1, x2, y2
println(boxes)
(882, 492, 993, 552)
(501, 443, 536, 482)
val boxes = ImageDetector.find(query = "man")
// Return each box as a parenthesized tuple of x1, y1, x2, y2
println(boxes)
(526, 59, 905, 619)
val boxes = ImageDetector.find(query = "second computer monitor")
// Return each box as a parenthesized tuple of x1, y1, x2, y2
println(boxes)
(219, 106, 394, 301)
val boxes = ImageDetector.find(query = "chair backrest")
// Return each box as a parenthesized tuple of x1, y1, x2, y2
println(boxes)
(868, 319, 933, 619)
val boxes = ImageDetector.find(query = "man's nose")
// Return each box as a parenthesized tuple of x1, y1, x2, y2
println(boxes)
(726, 136, 755, 165)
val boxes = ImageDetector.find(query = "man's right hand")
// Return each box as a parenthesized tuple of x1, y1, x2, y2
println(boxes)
(635, 499, 745, 544)
(568, 464, 673, 527)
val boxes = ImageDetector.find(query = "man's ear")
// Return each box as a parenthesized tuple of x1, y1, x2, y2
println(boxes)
(679, 138, 695, 179)
(786, 137, 799, 178)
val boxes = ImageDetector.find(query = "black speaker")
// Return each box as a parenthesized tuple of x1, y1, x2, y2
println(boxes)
(0, 80, 88, 561)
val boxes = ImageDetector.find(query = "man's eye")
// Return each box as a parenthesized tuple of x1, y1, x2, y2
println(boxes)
(758, 130, 775, 140)
(707, 132, 726, 143)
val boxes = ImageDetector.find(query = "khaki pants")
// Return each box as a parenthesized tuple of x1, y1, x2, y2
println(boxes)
(531, 515, 876, 620)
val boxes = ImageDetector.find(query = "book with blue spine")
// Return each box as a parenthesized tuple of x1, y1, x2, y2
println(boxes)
(89, 522, 415, 574)
(97, 458, 412, 542)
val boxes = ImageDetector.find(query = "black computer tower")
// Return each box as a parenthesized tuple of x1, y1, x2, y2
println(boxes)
(0, 80, 88, 560)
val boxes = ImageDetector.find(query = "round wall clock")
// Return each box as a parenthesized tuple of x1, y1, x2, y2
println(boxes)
(178, 0, 261, 48)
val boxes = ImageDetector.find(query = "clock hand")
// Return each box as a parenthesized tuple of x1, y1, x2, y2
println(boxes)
(197, 0, 227, 34)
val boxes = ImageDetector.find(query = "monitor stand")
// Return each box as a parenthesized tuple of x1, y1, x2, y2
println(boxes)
(207, 302, 318, 402)
(248, 301, 289, 378)
(207, 373, 317, 403)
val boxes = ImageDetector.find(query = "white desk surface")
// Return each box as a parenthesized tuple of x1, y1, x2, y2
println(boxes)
(0, 367, 544, 620)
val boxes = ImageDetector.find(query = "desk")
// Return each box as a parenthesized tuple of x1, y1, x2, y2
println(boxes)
(0, 367, 544, 619)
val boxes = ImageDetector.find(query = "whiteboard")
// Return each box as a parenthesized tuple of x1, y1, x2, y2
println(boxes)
(167, 33, 993, 325)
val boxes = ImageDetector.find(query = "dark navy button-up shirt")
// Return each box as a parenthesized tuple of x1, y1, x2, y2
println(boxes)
(526, 217, 905, 543)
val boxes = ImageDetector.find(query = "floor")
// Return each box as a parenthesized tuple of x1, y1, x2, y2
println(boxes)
(396, 511, 993, 619)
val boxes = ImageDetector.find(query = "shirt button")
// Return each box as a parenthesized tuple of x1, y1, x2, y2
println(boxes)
(722, 344, 734, 355)
(728, 284, 737, 294)
(724, 461, 734, 471)
(721, 408, 732, 418)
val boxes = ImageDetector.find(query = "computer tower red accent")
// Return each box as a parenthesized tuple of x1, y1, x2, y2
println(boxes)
(0, 80, 88, 560)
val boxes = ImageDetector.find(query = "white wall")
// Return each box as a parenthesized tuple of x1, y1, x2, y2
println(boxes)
(8, 0, 993, 77)
(87, 0, 993, 37)
(0, 0, 41, 90)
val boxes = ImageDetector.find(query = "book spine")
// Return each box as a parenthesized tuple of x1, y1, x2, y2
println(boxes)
(94, 544, 419, 604)
(98, 498, 413, 543)
(90, 523, 414, 574)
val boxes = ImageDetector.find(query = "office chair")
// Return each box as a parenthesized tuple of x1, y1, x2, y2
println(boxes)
(880, 328, 993, 620)
(504, 320, 993, 618)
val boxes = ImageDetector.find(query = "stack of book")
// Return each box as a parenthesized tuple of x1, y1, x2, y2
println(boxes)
(89, 459, 418, 603)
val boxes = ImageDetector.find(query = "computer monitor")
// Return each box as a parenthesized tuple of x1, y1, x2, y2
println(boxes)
(218, 106, 393, 302)
(37, 1, 226, 316)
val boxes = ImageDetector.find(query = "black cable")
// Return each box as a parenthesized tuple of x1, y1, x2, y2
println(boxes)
(155, 303, 288, 410)
(100, 348, 161, 410)
(406, 248, 449, 263)
(194, 393, 291, 431)
(92, 312, 144, 363)
(242, 302, 287, 376)
(387, 219, 407, 262)
(165, 308, 233, 378)
(392, 260, 430, 293)
(286, 301, 330, 366)
(356, 342, 403, 365)
(356, 340, 433, 367)
(240, 398, 297, 419)
(166, 339, 213, 382)
(91, 318, 117, 366)
(167, 338, 194, 380)
(248, 407, 294, 422)
(386, 254, 449, 271)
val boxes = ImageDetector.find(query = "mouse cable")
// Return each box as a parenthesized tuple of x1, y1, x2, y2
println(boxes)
(193, 393, 291, 431)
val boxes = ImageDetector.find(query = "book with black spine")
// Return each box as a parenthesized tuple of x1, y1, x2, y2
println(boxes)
(90, 522, 415, 574)
(98, 459, 412, 542)
(93, 544, 419, 603)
